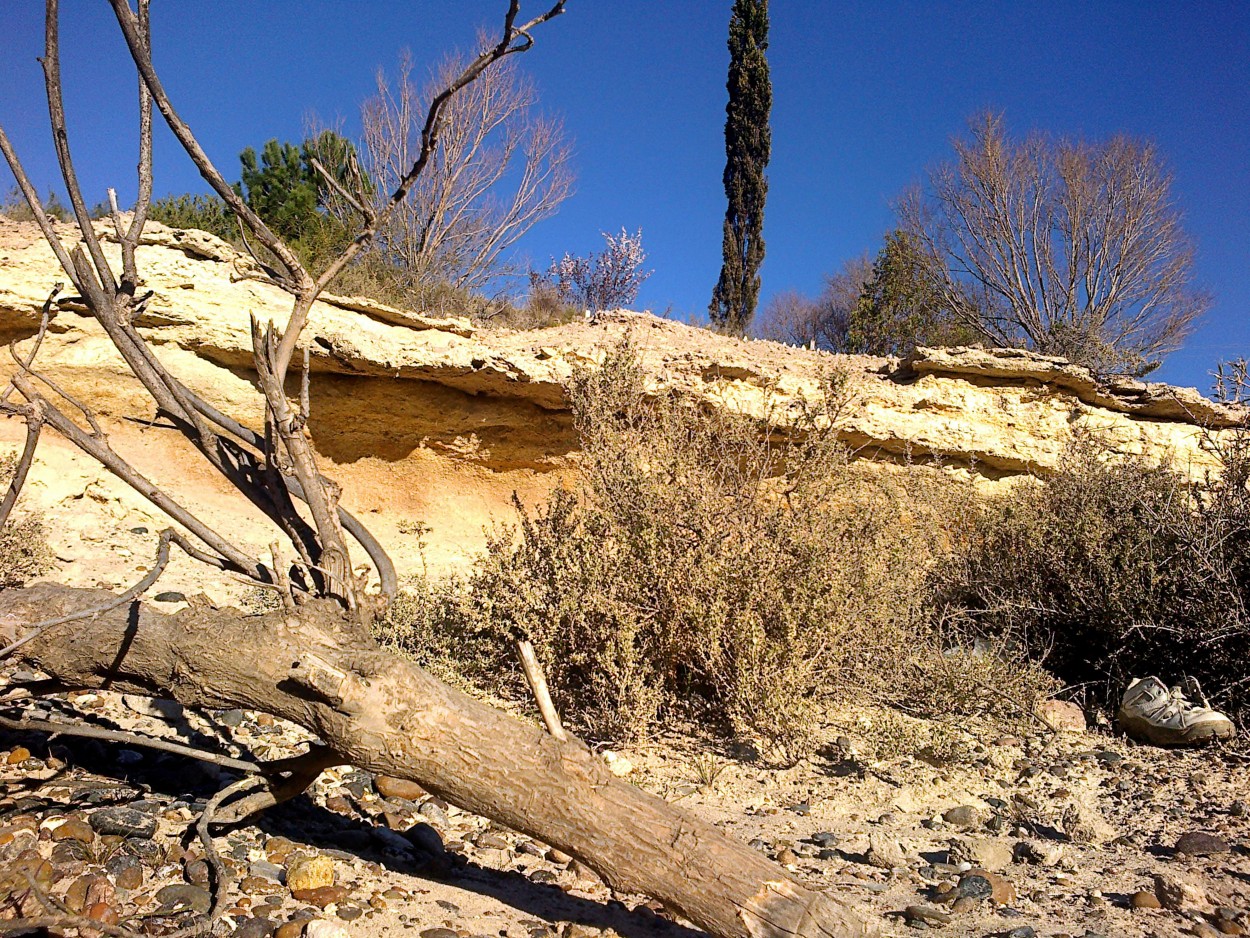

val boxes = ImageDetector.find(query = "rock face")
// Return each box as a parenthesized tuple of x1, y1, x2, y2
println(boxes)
(0, 216, 1244, 578)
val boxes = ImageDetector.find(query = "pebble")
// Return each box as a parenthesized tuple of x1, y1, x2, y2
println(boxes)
(265, 836, 299, 864)
(67, 873, 115, 913)
(250, 860, 285, 882)
(1176, 831, 1230, 856)
(417, 799, 450, 827)
(90, 805, 158, 839)
(274, 922, 304, 938)
(942, 806, 986, 829)
(286, 855, 336, 892)
(420, 930, 460, 938)
(233, 917, 277, 938)
(51, 817, 96, 844)
(156, 883, 212, 914)
(292, 885, 350, 908)
(476, 831, 511, 851)
(957, 869, 1015, 906)
(219, 709, 246, 727)
(955, 874, 992, 902)
(1130, 890, 1162, 910)
(106, 853, 144, 889)
(6, 747, 31, 764)
(304, 923, 351, 938)
(905, 905, 952, 926)
(375, 776, 424, 801)
(1003, 928, 1036, 938)
(811, 831, 839, 847)
(406, 822, 443, 856)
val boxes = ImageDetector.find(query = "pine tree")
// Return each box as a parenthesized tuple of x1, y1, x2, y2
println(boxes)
(709, 0, 771, 335)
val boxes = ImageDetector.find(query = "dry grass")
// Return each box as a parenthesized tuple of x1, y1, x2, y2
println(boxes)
(0, 454, 53, 589)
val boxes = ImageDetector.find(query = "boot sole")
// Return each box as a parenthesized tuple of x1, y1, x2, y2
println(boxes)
(1117, 711, 1235, 747)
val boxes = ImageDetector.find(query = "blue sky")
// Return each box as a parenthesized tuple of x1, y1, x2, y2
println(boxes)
(2, 2, 1247, 391)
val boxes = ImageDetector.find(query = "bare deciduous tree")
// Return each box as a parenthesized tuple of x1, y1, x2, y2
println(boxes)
(756, 255, 872, 352)
(354, 42, 574, 291)
(0, 3, 871, 937)
(901, 112, 1209, 375)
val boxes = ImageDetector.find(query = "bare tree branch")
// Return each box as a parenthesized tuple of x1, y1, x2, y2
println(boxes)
(0, 405, 42, 532)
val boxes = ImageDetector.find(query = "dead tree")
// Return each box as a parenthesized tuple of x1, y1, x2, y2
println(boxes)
(0, 3, 874, 937)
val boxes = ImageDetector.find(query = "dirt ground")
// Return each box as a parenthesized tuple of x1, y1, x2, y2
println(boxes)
(0, 378, 1247, 938)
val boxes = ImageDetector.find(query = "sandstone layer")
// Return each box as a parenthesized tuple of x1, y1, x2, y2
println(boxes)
(0, 216, 1243, 583)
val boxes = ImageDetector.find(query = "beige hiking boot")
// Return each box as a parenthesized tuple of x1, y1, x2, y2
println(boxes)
(1116, 676, 1234, 746)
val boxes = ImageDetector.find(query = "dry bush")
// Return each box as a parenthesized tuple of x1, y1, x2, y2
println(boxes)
(937, 432, 1250, 720)
(436, 344, 997, 758)
(0, 454, 53, 589)
(377, 346, 1060, 758)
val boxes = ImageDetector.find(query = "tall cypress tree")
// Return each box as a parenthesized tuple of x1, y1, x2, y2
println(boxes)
(710, 0, 771, 335)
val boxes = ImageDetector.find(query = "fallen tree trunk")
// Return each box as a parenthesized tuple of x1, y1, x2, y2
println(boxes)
(0, 583, 874, 938)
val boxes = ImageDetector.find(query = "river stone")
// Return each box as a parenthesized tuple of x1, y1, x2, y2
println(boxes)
(942, 805, 986, 829)
(105, 854, 143, 890)
(374, 776, 423, 801)
(232, 916, 277, 938)
(1175, 831, 1230, 856)
(286, 854, 335, 893)
(156, 884, 212, 914)
(89, 806, 157, 839)
(416, 799, 449, 827)
(51, 817, 96, 844)
(304, 923, 350, 938)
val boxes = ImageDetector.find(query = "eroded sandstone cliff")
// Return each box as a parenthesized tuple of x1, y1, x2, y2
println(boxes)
(0, 216, 1243, 585)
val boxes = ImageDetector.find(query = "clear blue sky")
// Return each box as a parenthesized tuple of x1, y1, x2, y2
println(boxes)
(2, 2, 1247, 391)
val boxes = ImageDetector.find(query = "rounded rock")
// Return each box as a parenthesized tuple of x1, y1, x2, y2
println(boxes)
(286, 854, 335, 893)
(1131, 890, 1162, 910)
(89, 806, 157, 840)
(1176, 831, 1230, 857)
(374, 776, 424, 802)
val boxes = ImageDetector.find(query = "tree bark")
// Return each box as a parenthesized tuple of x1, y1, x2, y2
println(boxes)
(0, 583, 874, 938)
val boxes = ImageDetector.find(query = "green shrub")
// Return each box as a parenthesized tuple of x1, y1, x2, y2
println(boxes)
(148, 194, 241, 243)
(938, 433, 1250, 720)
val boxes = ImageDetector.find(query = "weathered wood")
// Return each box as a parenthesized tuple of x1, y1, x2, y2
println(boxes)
(0, 584, 875, 938)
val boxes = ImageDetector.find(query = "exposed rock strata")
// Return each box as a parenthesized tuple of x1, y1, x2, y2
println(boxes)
(0, 216, 1243, 576)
